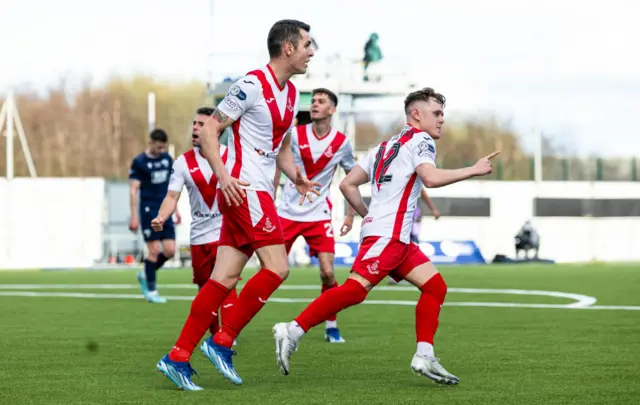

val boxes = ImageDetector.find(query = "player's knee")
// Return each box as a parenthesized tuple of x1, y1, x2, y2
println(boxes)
(163, 247, 176, 258)
(270, 265, 289, 281)
(343, 278, 369, 304)
(319, 265, 335, 283)
(419, 272, 447, 304)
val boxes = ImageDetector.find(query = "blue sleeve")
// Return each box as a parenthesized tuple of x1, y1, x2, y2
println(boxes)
(129, 157, 142, 181)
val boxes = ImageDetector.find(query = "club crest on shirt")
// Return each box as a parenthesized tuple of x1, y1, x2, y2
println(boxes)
(323, 146, 334, 158)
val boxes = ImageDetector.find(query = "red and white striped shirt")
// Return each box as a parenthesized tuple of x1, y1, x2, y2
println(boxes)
(357, 125, 437, 243)
(168, 146, 228, 245)
(277, 124, 355, 222)
(216, 65, 300, 196)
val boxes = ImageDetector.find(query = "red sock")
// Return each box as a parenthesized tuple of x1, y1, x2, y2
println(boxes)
(209, 287, 238, 335)
(213, 268, 283, 348)
(295, 278, 367, 332)
(416, 273, 447, 345)
(321, 281, 339, 322)
(220, 287, 238, 330)
(169, 279, 230, 362)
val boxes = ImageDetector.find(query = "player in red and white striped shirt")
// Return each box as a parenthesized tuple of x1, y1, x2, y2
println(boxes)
(151, 107, 239, 339)
(157, 19, 320, 390)
(274, 87, 498, 385)
(276, 88, 356, 343)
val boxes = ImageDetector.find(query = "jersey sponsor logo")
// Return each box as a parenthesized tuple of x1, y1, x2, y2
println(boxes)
(265, 97, 275, 103)
(224, 96, 238, 109)
(254, 148, 278, 159)
(151, 170, 170, 184)
(193, 210, 221, 219)
(189, 167, 199, 173)
(242, 80, 254, 85)
(299, 144, 310, 149)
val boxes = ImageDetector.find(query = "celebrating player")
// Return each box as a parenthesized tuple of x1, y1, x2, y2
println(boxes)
(273, 87, 499, 385)
(276, 88, 356, 343)
(388, 188, 440, 285)
(151, 107, 239, 341)
(129, 129, 181, 304)
(156, 19, 319, 390)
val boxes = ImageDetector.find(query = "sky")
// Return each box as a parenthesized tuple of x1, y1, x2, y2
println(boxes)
(1, 0, 639, 157)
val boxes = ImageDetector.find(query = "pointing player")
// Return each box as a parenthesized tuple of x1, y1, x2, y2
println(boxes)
(273, 87, 499, 385)
(151, 107, 239, 341)
(156, 19, 320, 390)
(276, 87, 356, 343)
(129, 129, 181, 303)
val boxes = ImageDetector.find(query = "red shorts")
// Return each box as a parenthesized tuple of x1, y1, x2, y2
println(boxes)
(190, 241, 242, 286)
(217, 189, 285, 257)
(352, 236, 430, 285)
(280, 217, 335, 257)
(190, 242, 218, 286)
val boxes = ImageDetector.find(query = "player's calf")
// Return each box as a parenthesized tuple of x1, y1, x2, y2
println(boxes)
(317, 252, 345, 342)
(273, 277, 369, 375)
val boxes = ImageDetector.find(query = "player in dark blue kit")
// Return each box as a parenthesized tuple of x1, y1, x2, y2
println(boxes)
(129, 129, 182, 303)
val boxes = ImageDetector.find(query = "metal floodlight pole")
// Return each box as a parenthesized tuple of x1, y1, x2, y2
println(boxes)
(6, 91, 14, 180)
(147, 92, 156, 134)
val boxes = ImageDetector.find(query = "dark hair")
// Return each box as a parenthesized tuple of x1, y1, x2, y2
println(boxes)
(149, 128, 168, 143)
(196, 106, 215, 116)
(404, 87, 446, 114)
(267, 19, 311, 58)
(312, 88, 338, 107)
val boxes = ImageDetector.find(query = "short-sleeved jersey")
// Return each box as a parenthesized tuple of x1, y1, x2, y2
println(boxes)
(357, 125, 437, 244)
(129, 152, 173, 210)
(168, 146, 228, 245)
(216, 65, 300, 196)
(277, 124, 355, 222)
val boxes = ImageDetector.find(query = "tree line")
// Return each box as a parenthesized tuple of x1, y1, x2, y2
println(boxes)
(1, 76, 631, 181)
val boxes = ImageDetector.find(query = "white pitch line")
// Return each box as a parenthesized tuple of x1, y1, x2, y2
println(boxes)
(0, 291, 638, 310)
(0, 284, 597, 308)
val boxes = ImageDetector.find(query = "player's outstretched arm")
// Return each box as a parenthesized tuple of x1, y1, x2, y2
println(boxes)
(339, 166, 369, 218)
(152, 191, 181, 231)
(416, 151, 499, 188)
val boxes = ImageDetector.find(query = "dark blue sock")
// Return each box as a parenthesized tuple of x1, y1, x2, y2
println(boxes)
(156, 252, 169, 269)
(144, 259, 158, 291)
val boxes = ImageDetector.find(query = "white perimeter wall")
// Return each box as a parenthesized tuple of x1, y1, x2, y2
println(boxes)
(329, 181, 640, 263)
(2, 178, 640, 269)
(0, 178, 105, 269)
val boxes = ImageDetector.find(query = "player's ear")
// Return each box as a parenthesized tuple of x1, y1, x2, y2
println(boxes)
(411, 108, 421, 122)
(284, 42, 294, 56)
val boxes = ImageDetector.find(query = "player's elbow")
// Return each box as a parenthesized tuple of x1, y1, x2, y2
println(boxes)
(339, 179, 350, 194)
(418, 166, 440, 188)
(423, 177, 439, 188)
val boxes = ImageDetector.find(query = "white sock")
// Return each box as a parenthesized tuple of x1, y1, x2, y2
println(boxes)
(288, 321, 306, 342)
(417, 342, 435, 358)
(325, 320, 337, 329)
